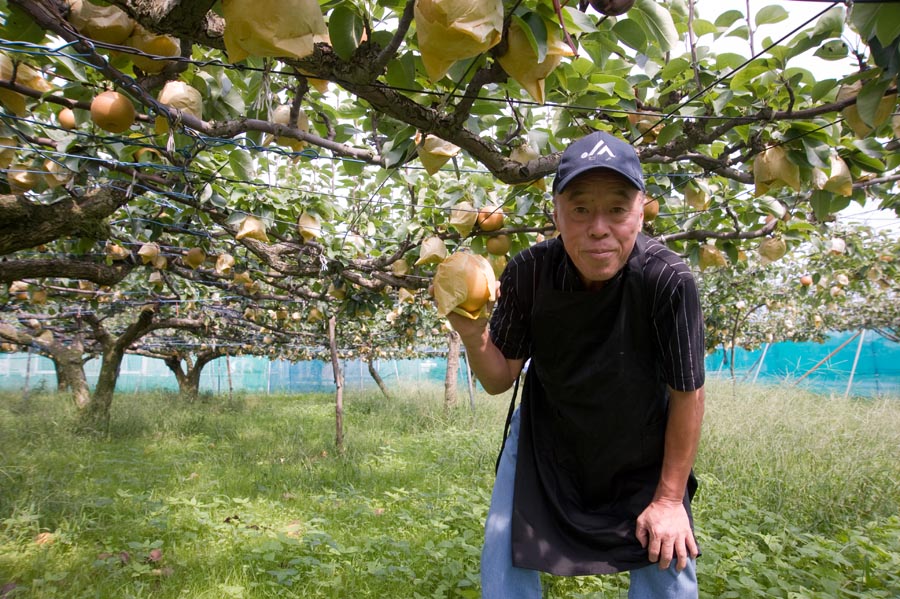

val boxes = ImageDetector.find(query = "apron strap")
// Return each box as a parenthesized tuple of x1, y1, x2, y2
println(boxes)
(495, 372, 521, 474)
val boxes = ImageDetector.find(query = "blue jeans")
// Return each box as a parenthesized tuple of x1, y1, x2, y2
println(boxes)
(481, 408, 698, 599)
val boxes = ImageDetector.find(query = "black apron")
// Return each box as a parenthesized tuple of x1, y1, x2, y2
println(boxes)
(510, 236, 697, 575)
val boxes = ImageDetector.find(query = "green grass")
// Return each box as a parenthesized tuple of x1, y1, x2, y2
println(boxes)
(1, 381, 898, 598)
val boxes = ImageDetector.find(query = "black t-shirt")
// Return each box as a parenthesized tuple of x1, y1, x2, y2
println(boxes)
(490, 234, 705, 392)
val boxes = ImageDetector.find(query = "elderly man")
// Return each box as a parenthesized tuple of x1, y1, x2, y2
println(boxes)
(447, 130, 706, 598)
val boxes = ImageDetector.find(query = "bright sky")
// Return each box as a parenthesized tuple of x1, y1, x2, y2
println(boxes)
(695, 0, 899, 235)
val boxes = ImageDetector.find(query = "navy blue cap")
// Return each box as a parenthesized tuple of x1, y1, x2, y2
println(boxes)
(552, 131, 644, 194)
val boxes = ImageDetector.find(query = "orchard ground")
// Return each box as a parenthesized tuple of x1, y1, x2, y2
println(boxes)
(1, 380, 899, 598)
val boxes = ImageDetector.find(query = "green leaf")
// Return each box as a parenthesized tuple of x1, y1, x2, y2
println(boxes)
(229, 149, 255, 181)
(715, 53, 747, 72)
(561, 6, 598, 35)
(655, 122, 681, 146)
(692, 19, 718, 38)
(2, 5, 45, 43)
(809, 190, 835, 221)
(660, 57, 690, 81)
(727, 26, 750, 41)
(813, 40, 848, 61)
(631, 0, 680, 53)
(385, 52, 419, 91)
(851, 5, 900, 47)
(612, 19, 647, 53)
(342, 160, 365, 177)
(811, 79, 838, 102)
(755, 5, 788, 27)
(856, 78, 892, 127)
(714, 10, 745, 30)
(514, 13, 548, 63)
(813, 7, 845, 38)
(328, 5, 365, 61)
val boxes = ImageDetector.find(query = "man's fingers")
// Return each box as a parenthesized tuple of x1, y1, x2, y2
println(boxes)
(687, 532, 699, 559)
(635, 522, 648, 549)
(657, 540, 673, 570)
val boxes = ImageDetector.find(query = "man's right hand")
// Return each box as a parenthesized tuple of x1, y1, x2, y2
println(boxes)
(445, 310, 490, 343)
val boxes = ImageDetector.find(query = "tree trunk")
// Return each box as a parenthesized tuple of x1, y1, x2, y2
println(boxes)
(80, 345, 125, 433)
(328, 315, 344, 452)
(76, 307, 156, 433)
(366, 356, 391, 399)
(51, 348, 91, 410)
(444, 330, 461, 408)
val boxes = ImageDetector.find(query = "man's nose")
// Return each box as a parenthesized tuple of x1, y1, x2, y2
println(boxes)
(587, 214, 610, 238)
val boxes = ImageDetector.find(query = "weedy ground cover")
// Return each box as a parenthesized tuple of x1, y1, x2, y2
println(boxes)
(1, 380, 898, 598)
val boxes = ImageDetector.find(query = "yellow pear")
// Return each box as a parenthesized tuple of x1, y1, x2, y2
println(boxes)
(235, 215, 269, 242)
(837, 81, 897, 139)
(758, 237, 787, 265)
(66, 0, 135, 44)
(684, 181, 708, 210)
(0, 137, 17, 169)
(497, 18, 574, 104)
(449, 201, 478, 237)
(0, 52, 52, 116)
(432, 251, 497, 319)
(823, 153, 852, 197)
(267, 104, 309, 151)
(415, 0, 503, 81)
(155, 81, 203, 134)
(125, 24, 180, 74)
(414, 236, 448, 265)
(416, 133, 461, 175)
(183, 247, 206, 269)
(392, 258, 411, 276)
(297, 212, 321, 242)
(753, 146, 800, 196)
(106, 242, 130, 261)
(215, 253, 236, 274)
(137, 242, 160, 264)
(8, 164, 39, 193)
(698, 245, 727, 271)
(509, 141, 546, 190)
(222, 0, 327, 62)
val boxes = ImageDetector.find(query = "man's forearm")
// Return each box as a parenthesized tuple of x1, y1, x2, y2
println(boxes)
(654, 387, 705, 502)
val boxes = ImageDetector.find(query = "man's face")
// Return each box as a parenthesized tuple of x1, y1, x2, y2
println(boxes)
(553, 169, 644, 290)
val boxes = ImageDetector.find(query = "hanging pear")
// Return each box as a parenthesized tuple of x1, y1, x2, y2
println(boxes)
(0, 52, 52, 116)
(222, 0, 328, 62)
(125, 24, 180, 73)
(66, 0, 135, 44)
(416, 133, 461, 175)
(497, 17, 574, 104)
(415, 0, 503, 81)
(753, 146, 800, 196)
(155, 81, 203, 134)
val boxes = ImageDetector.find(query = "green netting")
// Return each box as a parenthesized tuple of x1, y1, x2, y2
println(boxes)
(1, 331, 897, 397)
(707, 330, 900, 397)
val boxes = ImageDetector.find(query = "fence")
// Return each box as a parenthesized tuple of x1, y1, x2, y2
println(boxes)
(1, 331, 898, 398)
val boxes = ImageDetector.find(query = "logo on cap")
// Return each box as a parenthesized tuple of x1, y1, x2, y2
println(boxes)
(580, 139, 616, 160)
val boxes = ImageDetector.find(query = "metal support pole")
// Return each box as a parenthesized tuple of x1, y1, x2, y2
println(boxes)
(845, 330, 866, 398)
(752, 343, 770, 384)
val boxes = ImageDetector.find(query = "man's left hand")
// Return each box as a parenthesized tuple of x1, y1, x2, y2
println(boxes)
(635, 498, 698, 571)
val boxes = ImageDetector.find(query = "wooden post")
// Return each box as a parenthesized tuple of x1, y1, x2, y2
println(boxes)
(444, 331, 461, 408)
(225, 352, 233, 401)
(328, 315, 344, 452)
(23, 346, 33, 400)
(463, 349, 475, 412)
(845, 330, 866, 398)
